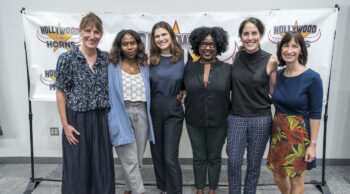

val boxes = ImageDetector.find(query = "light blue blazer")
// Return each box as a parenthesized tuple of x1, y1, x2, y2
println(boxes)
(108, 61, 155, 147)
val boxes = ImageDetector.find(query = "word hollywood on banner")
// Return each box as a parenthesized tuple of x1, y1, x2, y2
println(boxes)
(268, 21, 321, 47)
(37, 23, 80, 51)
(22, 10, 337, 101)
(37, 23, 81, 91)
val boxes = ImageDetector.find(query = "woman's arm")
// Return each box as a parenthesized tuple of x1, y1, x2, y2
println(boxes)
(56, 89, 80, 145)
(305, 73, 323, 162)
(305, 119, 321, 162)
(267, 56, 278, 95)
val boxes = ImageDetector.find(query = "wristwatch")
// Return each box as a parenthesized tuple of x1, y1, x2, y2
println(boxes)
(311, 140, 317, 145)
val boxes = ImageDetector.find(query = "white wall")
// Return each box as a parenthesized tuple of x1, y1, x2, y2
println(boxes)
(0, 0, 349, 159)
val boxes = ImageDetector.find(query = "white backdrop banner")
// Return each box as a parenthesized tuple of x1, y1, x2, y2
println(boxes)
(22, 9, 338, 101)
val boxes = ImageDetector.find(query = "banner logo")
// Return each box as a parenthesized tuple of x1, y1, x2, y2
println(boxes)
(40, 69, 56, 90)
(268, 21, 321, 47)
(37, 23, 80, 51)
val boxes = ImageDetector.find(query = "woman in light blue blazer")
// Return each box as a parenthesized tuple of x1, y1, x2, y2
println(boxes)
(108, 29, 155, 194)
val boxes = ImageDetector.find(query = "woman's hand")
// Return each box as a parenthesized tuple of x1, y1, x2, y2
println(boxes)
(306, 119, 320, 162)
(56, 89, 80, 146)
(176, 91, 183, 101)
(305, 144, 316, 162)
(63, 124, 80, 146)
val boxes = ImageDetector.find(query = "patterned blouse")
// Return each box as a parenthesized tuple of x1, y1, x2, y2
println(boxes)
(121, 71, 146, 102)
(54, 45, 110, 112)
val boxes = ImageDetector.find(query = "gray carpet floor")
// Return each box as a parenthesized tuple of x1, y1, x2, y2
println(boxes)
(1, 164, 349, 194)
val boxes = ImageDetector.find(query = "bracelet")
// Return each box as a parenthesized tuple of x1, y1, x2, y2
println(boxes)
(311, 140, 317, 145)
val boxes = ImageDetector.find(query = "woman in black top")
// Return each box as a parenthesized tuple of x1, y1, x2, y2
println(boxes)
(183, 26, 231, 194)
(227, 17, 278, 194)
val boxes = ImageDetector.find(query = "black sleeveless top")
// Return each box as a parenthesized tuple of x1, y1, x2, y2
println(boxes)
(231, 49, 272, 116)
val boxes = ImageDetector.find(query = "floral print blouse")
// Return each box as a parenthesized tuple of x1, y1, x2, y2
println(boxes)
(54, 46, 110, 112)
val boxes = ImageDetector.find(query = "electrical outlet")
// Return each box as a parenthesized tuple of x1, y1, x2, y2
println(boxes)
(0, 126, 3, 136)
(50, 127, 59, 136)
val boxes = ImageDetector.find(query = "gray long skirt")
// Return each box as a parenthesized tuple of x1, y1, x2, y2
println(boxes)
(62, 107, 115, 194)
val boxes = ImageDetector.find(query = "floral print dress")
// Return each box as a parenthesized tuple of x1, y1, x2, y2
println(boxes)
(267, 68, 323, 178)
(267, 113, 310, 177)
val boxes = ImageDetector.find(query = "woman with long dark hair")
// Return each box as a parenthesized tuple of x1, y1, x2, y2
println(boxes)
(108, 29, 155, 194)
(149, 21, 189, 194)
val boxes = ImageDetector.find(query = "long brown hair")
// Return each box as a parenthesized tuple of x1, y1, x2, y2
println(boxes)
(150, 21, 182, 65)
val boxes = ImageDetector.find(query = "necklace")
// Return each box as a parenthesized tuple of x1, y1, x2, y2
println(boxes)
(128, 65, 135, 73)
(123, 62, 138, 74)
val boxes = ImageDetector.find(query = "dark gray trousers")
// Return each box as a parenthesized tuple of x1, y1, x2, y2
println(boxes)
(62, 108, 115, 194)
(150, 96, 184, 194)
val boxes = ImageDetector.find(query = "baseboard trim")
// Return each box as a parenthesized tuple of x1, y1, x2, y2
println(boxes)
(1, 157, 350, 166)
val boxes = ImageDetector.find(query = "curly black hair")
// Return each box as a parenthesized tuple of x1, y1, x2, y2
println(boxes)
(189, 26, 229, 56)
(109, 29, 147, 66)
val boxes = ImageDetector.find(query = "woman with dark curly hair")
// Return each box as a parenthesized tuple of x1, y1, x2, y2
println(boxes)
(108, 29, 155, 194)
(149, 21, 190, 194)
(227, 17, 278, 194)
(183, 26, 231, 194)
(267, 31, 322, 194)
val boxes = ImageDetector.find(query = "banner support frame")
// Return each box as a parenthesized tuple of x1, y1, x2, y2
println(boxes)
(21, 7, 61, 194)
(23, 37, 41, 194)
(312, 4, 340, 194)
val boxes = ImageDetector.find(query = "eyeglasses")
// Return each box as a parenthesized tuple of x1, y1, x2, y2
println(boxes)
(199, 42, 216, 48)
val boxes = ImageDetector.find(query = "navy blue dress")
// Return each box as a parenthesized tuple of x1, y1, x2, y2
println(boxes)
(267, 68, 323, 177)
